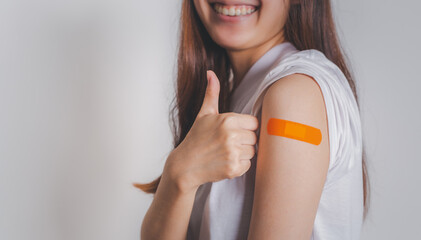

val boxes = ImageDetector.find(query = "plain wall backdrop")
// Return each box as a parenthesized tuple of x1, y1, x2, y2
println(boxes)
(0, 0, 420, 239)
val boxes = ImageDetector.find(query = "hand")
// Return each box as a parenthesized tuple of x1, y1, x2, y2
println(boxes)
(165, 70, 259, 193)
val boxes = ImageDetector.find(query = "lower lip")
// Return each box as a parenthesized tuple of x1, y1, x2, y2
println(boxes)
(211, 6, 258, 23)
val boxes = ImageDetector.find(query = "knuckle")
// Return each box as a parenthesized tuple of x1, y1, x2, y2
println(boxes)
(227, 149, 239, 161)
(228, 131, 238, 142)
(221, 114, 236, 127)
(225, 162, 238, 179)
(220, 130, 236, 145)
(223, 142, 238, 159)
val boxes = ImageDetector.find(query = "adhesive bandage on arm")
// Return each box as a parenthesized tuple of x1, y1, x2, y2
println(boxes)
(267, 118, 322, 145)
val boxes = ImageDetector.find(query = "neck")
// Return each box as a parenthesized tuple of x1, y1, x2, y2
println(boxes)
(227, 33, 285, 89)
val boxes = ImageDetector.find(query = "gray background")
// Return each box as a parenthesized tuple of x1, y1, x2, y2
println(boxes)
(0, 0, 420, 239)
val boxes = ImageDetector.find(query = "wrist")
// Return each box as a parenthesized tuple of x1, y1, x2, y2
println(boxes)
(163, 149, 199, 195)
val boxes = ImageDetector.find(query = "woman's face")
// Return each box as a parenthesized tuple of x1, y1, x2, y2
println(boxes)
(193, 0, 290, 51)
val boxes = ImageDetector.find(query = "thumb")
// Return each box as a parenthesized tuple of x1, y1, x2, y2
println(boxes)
(197, 70, 220, 118)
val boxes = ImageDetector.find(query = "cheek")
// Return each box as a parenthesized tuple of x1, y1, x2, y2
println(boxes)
(257, 16, 285, 36)
(257, 4, 288, 33)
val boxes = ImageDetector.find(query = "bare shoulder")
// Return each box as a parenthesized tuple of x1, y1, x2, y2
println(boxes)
(263, 73, 326, 113)
(261, 73, 328, 135)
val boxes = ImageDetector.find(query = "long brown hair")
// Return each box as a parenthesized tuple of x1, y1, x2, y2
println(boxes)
(134, 0, 370, 220)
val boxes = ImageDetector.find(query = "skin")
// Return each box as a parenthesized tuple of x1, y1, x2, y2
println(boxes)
(247, 73, 330, 239)
(141, 0, 330, 239)
(141, 71, 259, 240)
(194, 0, 291, 88)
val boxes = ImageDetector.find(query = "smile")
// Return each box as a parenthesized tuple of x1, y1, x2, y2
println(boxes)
(212, 3, 258, 17)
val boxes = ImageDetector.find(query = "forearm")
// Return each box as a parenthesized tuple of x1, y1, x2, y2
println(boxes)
(141, 156, 198, 240)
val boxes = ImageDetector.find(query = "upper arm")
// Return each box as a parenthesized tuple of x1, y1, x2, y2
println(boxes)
(247, 73, 330, 240)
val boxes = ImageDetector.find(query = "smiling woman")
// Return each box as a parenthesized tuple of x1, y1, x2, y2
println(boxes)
(135, 0, 370, 240)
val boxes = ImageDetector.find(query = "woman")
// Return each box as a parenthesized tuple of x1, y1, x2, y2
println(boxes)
(135, 0, 370, 239)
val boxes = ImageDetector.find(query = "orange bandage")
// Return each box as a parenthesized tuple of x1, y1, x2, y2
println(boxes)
(267, 118, 322, 145)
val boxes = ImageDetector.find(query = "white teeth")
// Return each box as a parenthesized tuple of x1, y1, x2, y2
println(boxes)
(213, 3, 257, 16)
(228, 7, 235, 16)
(222, 8, 229, 15)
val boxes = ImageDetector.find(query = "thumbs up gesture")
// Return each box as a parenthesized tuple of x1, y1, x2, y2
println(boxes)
(164, 70, 259, 194)
(196, 70, 222, 117)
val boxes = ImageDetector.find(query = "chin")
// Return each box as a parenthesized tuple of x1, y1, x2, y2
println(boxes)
(210, 30, 253, 50)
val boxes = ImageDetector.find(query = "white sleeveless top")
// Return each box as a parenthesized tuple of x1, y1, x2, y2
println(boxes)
(186, 42, 364, 240)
